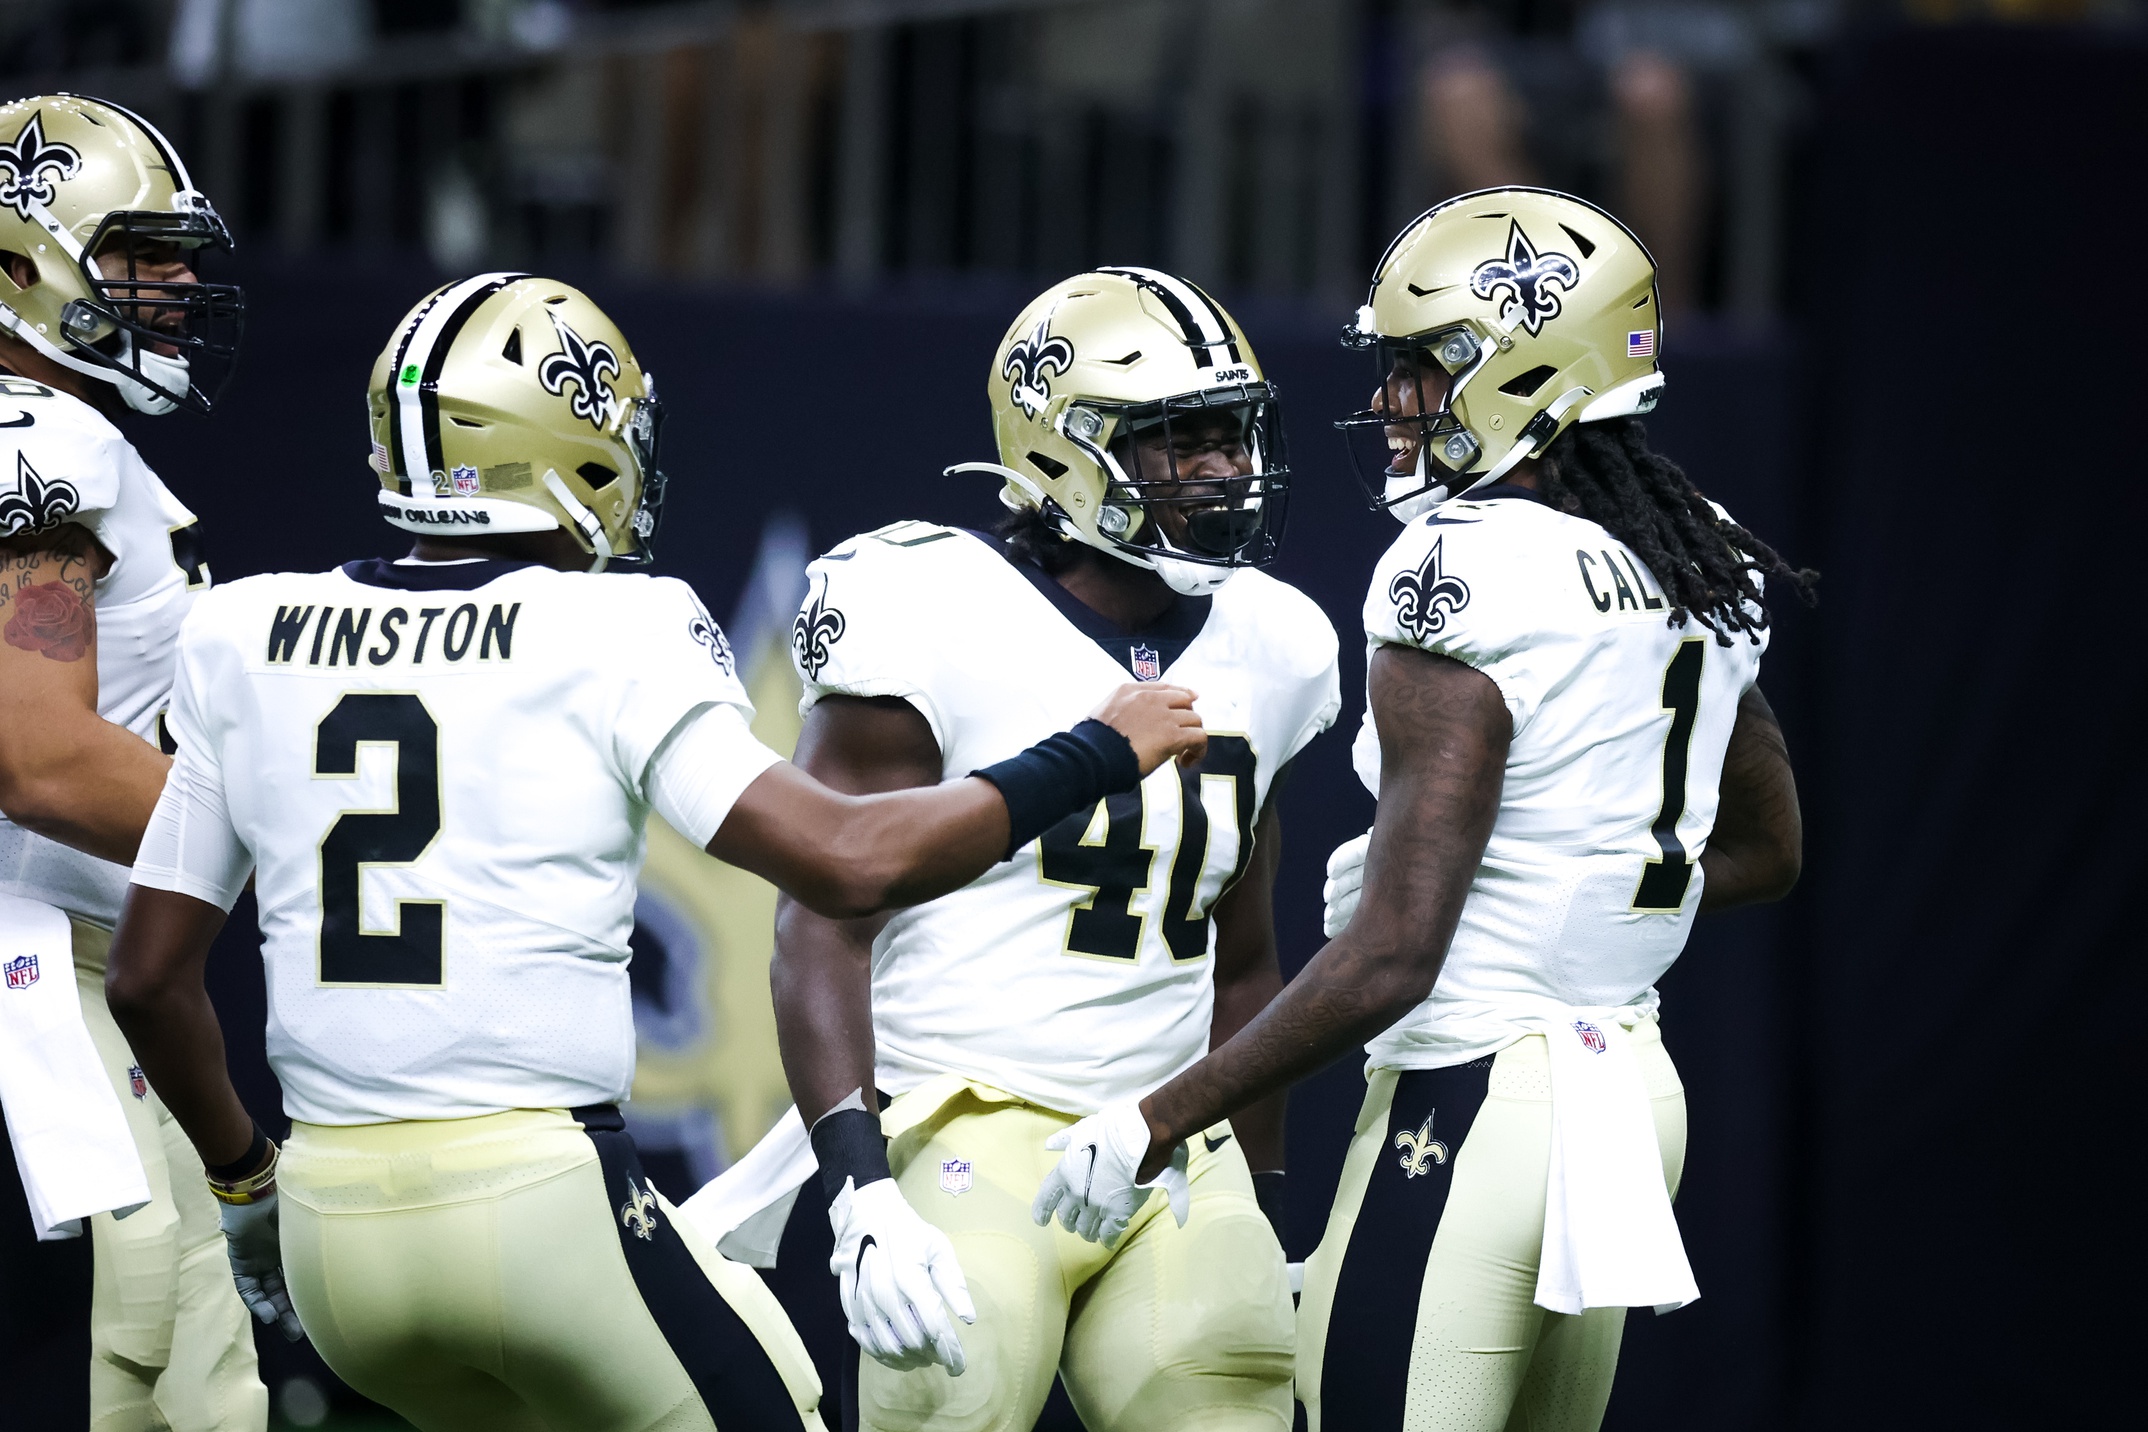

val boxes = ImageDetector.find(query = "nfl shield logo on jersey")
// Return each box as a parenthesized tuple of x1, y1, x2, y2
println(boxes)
(1573, 1020, 1608, 1054)
(939, 1158, 973, 1196)
(1130, 644, 1161, 682)
(4, 952, 36, 989)
(128, 1065, 148, 1099)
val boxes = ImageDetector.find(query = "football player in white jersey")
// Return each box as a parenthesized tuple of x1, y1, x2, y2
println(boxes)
(0, 95, 262, 1430)
(96, 273, 1205, 1432)
(1034, 191, 1814, 1432)
(765, 269, 1339, 1431)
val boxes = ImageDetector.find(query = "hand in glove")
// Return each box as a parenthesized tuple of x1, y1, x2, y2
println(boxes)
(1322, 830, 1372, 938)
(220, 1191, 304, 1342)
(828, 1177, 976, 1376)
(1031, 1101, 1189, 1247)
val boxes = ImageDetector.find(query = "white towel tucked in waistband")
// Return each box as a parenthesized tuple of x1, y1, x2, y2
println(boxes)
(679, 1104, 815, 1268)
(0, 893, 150, 1240)
(1532, 1008, 1699, 1316)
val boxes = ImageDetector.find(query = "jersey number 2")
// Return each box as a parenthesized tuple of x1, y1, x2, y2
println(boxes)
(1038, 735, 1258, 962)
(315, 693, 444, 985)
(1633, 638, 1704, 913)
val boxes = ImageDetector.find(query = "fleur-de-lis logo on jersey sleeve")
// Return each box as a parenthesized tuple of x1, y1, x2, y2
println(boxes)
(1469, 221, 1582, 336)
(619, 1175, 659, 1240)
(791, 580, 847, 680)
(1395, 1113, 1449, 1178)
(538, 312, 623, 430)
(1002, 318, 1075, 419)
(0, 452, 79, 536)
(0, 114, 81, 220)
(1389, 534, 1471, 642)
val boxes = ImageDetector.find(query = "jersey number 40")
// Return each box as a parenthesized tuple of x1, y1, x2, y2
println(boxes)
(1037, 735, 1259, 963)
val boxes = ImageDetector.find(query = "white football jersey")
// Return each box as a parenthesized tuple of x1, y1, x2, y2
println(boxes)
(796, 523, 1341, 1115)
(132, 559, 777, 1125)
(1352, 487, 1767, 1070)
(0, 379, 207, 927)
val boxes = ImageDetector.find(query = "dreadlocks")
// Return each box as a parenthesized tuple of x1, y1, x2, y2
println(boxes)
(1538, 416, 1817, 646)
(995, 503, 1084, 576)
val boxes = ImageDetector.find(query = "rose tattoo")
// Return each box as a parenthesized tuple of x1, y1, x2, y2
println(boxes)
(4, 580, 92, 661)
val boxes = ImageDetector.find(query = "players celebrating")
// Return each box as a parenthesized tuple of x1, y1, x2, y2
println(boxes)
(100, 274, 1205, 1432)
(768, 268, 1338, 1430)
(1035, 192, 1812, 1431)
(0, 94, 262, 1429)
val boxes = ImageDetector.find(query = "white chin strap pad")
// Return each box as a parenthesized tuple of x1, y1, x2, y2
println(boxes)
(1149, 549, 1237, 596)
(118, 346, 189, 415)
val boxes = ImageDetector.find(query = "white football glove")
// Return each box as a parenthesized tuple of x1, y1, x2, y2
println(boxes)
(1031, 1101, 1189, 1247)
(220, 1191, 304, 1342)
(828, 1177, 976, 1376)
(1323, 830, 1372, 938)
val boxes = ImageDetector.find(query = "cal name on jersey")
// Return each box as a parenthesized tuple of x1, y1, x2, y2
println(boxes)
(1573, 548, 1667, 615)
(265, 601, 521, 667)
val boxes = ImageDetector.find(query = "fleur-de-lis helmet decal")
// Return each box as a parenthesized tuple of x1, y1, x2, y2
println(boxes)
(1469, 221, 1581, 336)
(539, 309, 623, 430)
(1001, 316, 1075, 420)
(0, 113, 80, 221)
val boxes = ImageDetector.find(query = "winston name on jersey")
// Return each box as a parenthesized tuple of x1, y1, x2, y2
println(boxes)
(795, 522, 1341, 1114)
(138, 559, 771, 1125)
(0, 376, 208, 926)
(1353, 487, 1765, 1070)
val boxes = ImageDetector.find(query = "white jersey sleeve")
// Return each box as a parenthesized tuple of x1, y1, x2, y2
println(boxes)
(132, 610, 251, 909)
(602, 576, 768, 792)
(792, 521, 962, 752)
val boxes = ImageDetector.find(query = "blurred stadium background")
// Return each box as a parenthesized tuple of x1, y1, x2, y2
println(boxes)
(0, 1, 2138, 1428)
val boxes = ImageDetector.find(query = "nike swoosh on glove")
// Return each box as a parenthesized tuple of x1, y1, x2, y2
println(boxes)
(1323, 829, 1372, 938)
(1031, 1101, 1189, 1247)
(220, 1191, 304, 1342)
(829, 1176, 976, 1376)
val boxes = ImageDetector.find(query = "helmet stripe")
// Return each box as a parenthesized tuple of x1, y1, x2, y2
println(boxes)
(65, 94, 194, 195)
(389, 272, 525, 495)
(1097, 266, 1243, 367)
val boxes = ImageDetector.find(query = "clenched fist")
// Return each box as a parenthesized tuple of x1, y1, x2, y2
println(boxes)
(1089, 683, 1207, 774)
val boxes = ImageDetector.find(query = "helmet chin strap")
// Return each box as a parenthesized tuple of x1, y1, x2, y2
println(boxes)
(541, 468, 614, 574)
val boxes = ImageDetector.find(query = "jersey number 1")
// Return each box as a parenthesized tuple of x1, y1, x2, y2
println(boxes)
(1633, 638, 1704, 913)
(315, 693, 445, 985)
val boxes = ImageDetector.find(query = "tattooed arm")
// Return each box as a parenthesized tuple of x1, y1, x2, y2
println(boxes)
(1132, 644, 1509, 1178)
(1697, 686, 1801, 911)
(0, 523, 172, 863)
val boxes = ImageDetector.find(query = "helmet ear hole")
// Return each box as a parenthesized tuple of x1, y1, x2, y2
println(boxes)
(0, 250, 37, 292)
(1498, 364, 1559, 398)
(1026, 450, 1068, 479)
(576, 461, 618, 490)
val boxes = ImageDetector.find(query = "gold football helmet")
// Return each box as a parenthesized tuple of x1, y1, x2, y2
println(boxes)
(0, 93, 243, 415)
(1340, 188, 1663, 519)
(953, 267, 1288, 595)
(367, 274, 663, 570)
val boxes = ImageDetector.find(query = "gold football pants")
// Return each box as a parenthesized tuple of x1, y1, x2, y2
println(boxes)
(72, 918, 266, 1432)
(858, 1084, 1295, 1432)
(278, 1106, 826, 1432)
(1296, 1025, 1686, 1432)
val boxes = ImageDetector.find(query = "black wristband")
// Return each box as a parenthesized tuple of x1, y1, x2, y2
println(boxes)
(972, 718, 1141, 858)
(1251, 1169, 1287, 1243)
(204, 1122, 272, 1183)
(810, 1107, 893, 1204)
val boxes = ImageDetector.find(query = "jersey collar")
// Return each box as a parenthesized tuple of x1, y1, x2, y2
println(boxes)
(965, 529, 1214, 682)
(339, 557, 540, 591)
